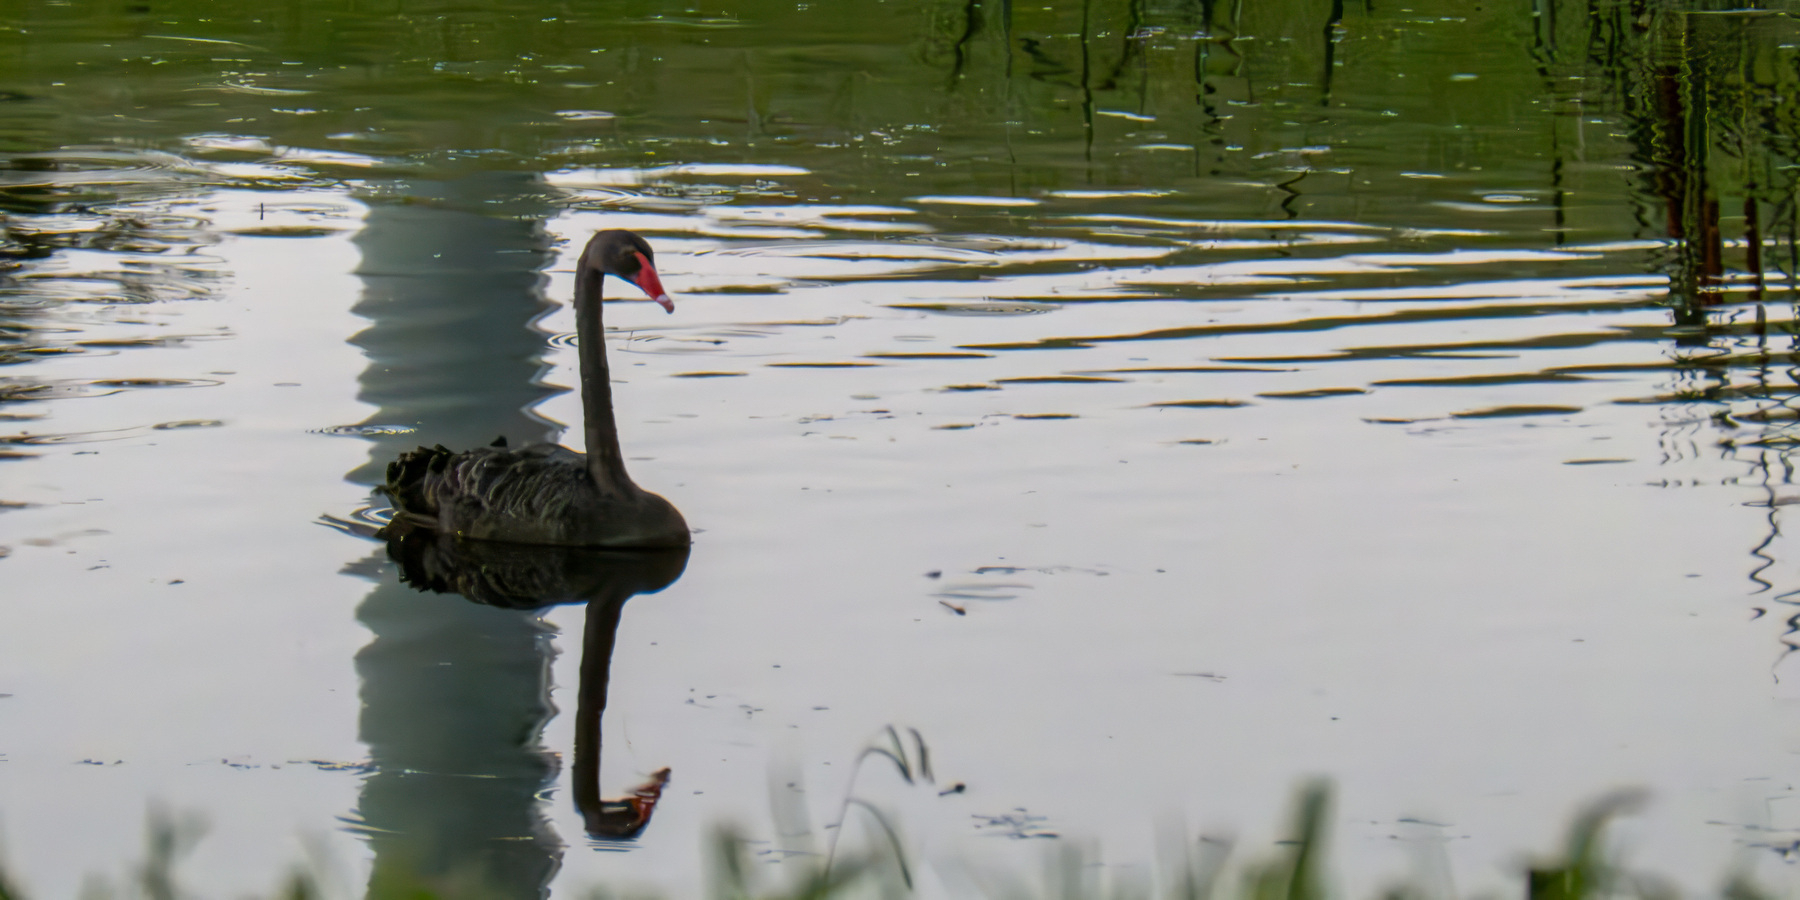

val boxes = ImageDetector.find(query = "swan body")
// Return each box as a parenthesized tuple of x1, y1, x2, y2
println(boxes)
(381, 230, 690, 549)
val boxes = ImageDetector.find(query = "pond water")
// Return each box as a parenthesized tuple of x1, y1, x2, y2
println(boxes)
(6, 1, 1800, 897)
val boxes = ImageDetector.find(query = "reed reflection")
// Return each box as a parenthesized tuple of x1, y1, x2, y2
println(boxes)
(1534, 2, 1800, 627)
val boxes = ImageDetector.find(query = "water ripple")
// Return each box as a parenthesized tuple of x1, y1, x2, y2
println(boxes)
(0, 419, 222, 444)
(0, 377, 223, 402)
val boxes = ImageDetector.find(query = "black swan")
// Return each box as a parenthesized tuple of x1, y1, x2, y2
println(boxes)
(382, 230, 690, 548)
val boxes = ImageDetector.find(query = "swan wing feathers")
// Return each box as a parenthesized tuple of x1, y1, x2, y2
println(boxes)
(383, 443, 594, 541)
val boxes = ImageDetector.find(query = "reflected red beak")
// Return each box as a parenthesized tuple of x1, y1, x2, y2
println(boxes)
(630, 252, 674, 313)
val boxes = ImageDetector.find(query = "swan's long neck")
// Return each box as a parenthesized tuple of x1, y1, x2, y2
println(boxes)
(575, 265, 633, 495)
(573, 592, 627, 834)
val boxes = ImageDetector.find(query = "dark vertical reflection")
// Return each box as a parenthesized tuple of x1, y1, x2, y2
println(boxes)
(1538, 0, 1800, 632)
(372, 526, 689, 846)
(344, 172, 567, 898)
(568, 555, 684, 842)
(1192, 0, 1246, 178)
(1320, 0, 1343, 106)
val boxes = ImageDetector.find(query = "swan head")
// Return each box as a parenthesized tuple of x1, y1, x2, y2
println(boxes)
(585, 229, 674, 312)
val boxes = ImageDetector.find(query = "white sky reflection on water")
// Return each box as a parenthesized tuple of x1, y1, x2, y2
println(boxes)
(0, 180, 1798, 899)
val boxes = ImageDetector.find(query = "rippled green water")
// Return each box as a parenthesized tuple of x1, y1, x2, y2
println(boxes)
(6, 1, 1800, 897)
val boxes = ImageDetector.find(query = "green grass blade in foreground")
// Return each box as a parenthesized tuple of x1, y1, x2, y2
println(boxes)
(0, 781, 1789, 899)
(1526, 789, 1647, 900)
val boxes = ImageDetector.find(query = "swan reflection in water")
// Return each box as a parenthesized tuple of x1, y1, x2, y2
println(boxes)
(359, 514, 689, 843)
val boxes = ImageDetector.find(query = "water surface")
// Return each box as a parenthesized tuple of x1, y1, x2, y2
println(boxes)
(4, 1, 1800, 896)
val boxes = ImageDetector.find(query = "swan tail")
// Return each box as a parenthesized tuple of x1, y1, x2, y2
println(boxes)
(381, 444, 460, 517)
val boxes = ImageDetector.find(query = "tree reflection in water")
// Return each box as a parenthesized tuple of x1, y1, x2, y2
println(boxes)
(340, 171, 683, 897)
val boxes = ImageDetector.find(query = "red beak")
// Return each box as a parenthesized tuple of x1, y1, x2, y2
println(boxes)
(630, 252, 674, 313)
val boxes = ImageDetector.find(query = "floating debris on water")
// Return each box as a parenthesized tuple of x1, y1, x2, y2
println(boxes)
(309, 424, 417, 436)
(889, 301, 1061, 316)
(972, 809, 1058, 839)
